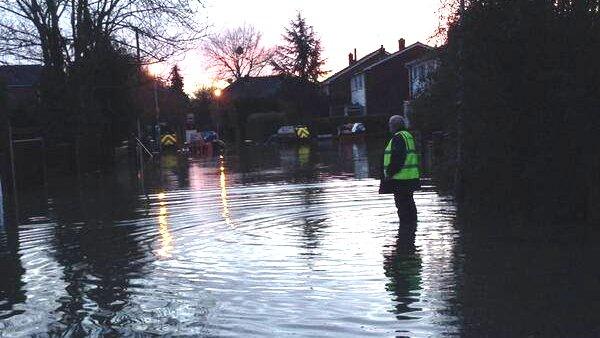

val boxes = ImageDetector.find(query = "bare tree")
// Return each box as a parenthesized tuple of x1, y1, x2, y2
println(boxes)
(203, 25, 273, 81)
(0, 0, 207, 67)
(0, 0, 208, 168)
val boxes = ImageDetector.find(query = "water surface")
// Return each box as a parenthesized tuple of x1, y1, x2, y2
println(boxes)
(2, 140, 597, 336)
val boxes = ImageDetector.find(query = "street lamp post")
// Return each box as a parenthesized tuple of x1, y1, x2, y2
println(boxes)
(213, 88, 223, 139)
(134, 28, 145, 184)
(154, 76, 161, 156)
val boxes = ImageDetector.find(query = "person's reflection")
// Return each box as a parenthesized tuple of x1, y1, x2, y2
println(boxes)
(383, 231, 422, 319)
(300, 218, 326, 251)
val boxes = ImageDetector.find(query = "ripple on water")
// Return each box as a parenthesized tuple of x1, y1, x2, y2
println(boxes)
(1, 166, 460, 337)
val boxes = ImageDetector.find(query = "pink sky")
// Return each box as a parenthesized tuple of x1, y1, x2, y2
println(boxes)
(152, 0, 444, 95)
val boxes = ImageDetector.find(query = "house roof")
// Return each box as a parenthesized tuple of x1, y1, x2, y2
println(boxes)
(362, 42, 433, 72)
(0, 65, 43, 88)
(322, 47, 390, 85)
(405, 47, 441, 68)
(223, 75, 287, 100)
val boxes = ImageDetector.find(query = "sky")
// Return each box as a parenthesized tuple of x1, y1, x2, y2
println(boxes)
(153, 0, 445, 95)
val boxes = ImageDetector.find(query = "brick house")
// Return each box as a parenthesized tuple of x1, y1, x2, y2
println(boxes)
(0, 65, 43, 188)
(404, 52, 440, 126)
(321, 46, 390, 116)
(0, 65, 43, 127)
(0, 65, 42, 110)
(362, 41, 433, 117)
(220, 75, 325, 141)
(322, 39, 433, 118)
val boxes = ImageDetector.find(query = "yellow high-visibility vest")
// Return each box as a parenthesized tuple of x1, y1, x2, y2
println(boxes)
(383, 131, 420, 180)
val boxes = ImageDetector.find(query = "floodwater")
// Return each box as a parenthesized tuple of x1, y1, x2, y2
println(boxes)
(1, 140, 598, 337)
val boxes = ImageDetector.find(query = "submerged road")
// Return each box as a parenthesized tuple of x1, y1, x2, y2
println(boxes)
(0, 140, 598, 336)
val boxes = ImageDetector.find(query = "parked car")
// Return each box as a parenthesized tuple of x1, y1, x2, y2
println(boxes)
(337, 122, 366, 139)
(201, 130, 219, 142)
(269, 125, 312, 143)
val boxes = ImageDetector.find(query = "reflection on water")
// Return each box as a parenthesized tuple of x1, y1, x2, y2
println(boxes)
(383, 189, 459, 336)
(46, 176, 150, 336)
(384, 237, 422, 320)
(1, 140, 458, 336)
(352, 142, 370, 179)
(157, 193, 173, 258)
(219, 158, 233, 227)
(1, 139, 596, 336)
(0, 207, 26, 321)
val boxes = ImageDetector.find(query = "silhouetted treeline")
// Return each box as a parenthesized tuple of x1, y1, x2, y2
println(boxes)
(0, 1, 205, 175)
(414, 0, 600, 225)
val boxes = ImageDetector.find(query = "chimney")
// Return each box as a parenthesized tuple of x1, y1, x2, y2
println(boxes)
(354, 48, 357, 61)
(398, 38, 406, 51)
(348, 52, 355, 66)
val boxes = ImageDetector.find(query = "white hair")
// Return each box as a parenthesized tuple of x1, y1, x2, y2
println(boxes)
(389, 115, 406, 133)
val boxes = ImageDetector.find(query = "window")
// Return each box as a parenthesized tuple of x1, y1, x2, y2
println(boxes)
(351, 74, 364, 91)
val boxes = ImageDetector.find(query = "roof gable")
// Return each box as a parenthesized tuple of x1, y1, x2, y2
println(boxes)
(322, 48, 390, 84)
(362, 42, 433, 72)
(224, 75, 287, 100)
(405, 47, 441, 68)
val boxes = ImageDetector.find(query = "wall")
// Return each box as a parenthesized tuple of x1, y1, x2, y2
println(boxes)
(324, 50, 389, 116)
(365, 46, 430, 116)
(327, 78, 351, 116)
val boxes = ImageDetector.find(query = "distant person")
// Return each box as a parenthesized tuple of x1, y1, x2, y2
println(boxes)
(380, 115, 420, 231)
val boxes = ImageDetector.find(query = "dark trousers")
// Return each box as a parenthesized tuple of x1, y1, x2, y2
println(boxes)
(394, 191, 417, 232)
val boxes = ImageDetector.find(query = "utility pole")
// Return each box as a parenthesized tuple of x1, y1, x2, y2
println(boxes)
(135, 28, 145, 185)
(7, 120, 19, 221)
(154, 75, 161, 156)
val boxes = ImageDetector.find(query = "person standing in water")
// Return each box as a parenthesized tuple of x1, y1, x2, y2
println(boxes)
(380, 115, 421, 231)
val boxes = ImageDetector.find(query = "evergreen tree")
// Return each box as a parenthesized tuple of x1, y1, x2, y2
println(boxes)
(169, 65, 185, 95)
(272, 12, 328, 82)
(414, 0, 600, 224)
